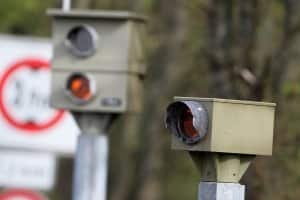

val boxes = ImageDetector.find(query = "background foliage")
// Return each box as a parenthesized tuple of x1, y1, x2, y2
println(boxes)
(1, 0, 300, 200)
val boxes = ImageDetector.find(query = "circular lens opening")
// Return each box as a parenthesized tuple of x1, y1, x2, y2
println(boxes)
(166, 101, 209, 145)
(66, 73, 94, 103)
(66, 25, 98, 57)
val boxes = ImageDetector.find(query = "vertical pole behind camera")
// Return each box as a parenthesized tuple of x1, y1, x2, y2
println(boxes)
(72, 114, 112, 200)
(62, 0, 71, 11)
(198, 182, 245, 200)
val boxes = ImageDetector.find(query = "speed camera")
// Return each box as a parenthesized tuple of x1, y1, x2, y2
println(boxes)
(166, 97, 275, 155)
(165, 97, 276, 182)
(48, 9, 146, 113)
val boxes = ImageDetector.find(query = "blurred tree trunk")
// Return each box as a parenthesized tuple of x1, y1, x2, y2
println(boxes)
(206, 0, 235, 98)
(132, 1, 187, 200)
(205, 0, 298, 199)
(206, 0, 297, 101)
(271, 0, 294, 101)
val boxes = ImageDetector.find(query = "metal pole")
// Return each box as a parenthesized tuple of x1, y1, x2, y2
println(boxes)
(72, 113, 113, 200)
(62, 0, 71, 11)
(73, 134, 108, 200)
(198, 182, 245, 200)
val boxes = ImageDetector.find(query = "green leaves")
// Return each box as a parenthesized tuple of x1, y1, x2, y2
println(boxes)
(0, 0, 53, 36)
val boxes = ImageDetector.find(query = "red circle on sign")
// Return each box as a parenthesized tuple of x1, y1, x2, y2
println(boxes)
(0, 58, 64, 133)
(0, 189, 46, 200)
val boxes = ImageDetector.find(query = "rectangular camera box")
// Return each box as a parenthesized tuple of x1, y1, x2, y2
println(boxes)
(48, 9, 146, 113)
(172, 97, 276, 156)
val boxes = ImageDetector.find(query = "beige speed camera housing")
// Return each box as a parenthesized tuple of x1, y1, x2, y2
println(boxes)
(166, 97, 276, 183)
(171, 97, 276, 156)
(48, 9, 146, 113)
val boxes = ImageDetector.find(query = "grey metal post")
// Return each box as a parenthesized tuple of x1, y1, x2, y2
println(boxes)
(72, 113, 113, 200)
(198, 182, 245, 200)
(62, 0, 71, 11)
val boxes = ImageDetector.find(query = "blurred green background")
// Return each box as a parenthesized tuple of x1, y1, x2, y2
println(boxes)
(1, 0, 300, 200)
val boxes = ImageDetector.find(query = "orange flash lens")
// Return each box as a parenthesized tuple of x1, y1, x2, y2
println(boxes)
(67, 74, 92, 101)
(181, 109, 198, 138)
(71, 79, 83, 91)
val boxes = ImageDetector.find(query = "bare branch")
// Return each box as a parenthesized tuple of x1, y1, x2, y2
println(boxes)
(234, 67, 258, 87)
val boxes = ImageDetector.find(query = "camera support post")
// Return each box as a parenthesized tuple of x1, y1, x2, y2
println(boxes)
(72, 113, 113, 200)
(198, 182, 245, 200)
(190, 152, 255, 200)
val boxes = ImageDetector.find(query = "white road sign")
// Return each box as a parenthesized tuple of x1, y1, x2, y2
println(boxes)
(0, 150, 56, 190)
(0, 34, 79, 154)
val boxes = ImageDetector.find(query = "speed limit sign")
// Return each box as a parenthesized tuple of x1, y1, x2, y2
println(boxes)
(0, 34, 79, 154)
(0, 189, 47, 200)
(0, 58, 64, 132)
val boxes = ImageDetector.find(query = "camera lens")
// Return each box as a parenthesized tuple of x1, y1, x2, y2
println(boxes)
(166, 101, 208, 144)
(66, 25, 98, 57)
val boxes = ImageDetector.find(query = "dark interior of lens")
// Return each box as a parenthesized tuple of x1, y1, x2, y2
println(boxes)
(166, 102, 200, 144)
(67, 26, 94, 53)
(179, 107, 198, 139)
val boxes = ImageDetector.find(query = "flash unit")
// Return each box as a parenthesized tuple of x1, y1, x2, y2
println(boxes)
(165, 101, 209, 144)
(66, 73, 95, 104)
